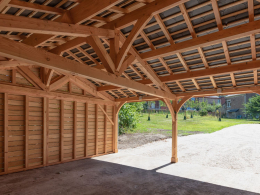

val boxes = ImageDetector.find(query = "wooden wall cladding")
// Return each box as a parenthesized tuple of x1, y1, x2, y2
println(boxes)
(0, 93, 115, 175)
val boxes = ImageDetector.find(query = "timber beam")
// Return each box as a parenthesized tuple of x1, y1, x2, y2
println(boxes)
(0, 83, 114, 105)
(0, 14, 115, 38)
(0, 36, 176, 100)
(176, 86, 260, 98)
(97, 60, 260, 91)
(140, 18, 260, 61)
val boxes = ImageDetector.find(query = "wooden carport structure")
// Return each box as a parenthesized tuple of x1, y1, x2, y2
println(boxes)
(0, 0, 260, 175)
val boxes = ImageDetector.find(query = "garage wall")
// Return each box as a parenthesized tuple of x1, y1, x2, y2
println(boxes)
(0, 93, 115, 175)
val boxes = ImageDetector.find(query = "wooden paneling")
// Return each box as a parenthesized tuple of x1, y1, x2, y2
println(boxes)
(0, 94, 4, 172)
(48, 99, 61, 164)
(8, 94, 25, 171)
(0, 92, 115, 175)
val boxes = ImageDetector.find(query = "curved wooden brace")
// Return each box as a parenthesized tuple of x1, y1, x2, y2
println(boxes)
(163, 98, 175, 121)
(116, 101, 127, 114)
(176, 96, 193, 112)
(253, 90, 260, 95)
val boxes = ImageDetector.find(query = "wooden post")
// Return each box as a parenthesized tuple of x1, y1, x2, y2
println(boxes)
(60, 100, 64, 161)
(43, 97, 48, 165)
(12, 69, 16, 84)
(104, 105, 107, 153)
(4, 93, 8, 173)
(85, 103, 88, 157)
(113, 105, 118, 153)
(171, 99, 178, 163)
(95, 104, 98, 155)
(25, 95, 29, 168)
(73, 101, 77, 159)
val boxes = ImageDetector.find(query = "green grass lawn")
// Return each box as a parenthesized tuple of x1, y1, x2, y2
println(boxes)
(133, 112, 259, 136)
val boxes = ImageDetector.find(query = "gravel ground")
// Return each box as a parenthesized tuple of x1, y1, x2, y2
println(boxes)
(120, 124, 260, 174)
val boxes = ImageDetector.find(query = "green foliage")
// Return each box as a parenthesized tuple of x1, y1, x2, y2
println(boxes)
(199, 109, 208, 116)
(243, 95, 260, 120)
(206, 105, 214, 112)
(118, 102, 143, 134)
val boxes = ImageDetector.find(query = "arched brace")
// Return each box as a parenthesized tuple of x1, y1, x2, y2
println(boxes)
(113, 101, 126, 153)
(116, 101, 127, 114)
(176, 96, 193, 113)
(163, 98, 176, 121)
(253, 90, 260, 95)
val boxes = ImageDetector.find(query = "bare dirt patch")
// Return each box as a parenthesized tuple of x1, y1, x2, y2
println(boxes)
(118, 130, 204, 149)
(118, 133, 170, 149)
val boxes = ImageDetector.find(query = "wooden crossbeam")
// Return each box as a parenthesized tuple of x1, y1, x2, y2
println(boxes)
(69, 0, 122, 24)
(140, 19, 260, 60)
(98, 59, 260, 91)
(0, 0, 10, 12)
(117, 55, 136, 75)
(192, 79, 201, 91)
(176, 53, 189, 71)
(8, 0, 64, 15)
(116, 14, 152, 69)
(248, 0, 255, 22)
(250, 34, 256, 60)
(119, 32, 171, 93)
(198, 47, 209, 68)
(177, 85, 260, 98)
(179, 3, 196, 38)
(115, 95, 158, 102)
(77, 47, 104, 69)
(254, 70, 258, 85)
(210, 76, 217, 89)
(211, 0, 223, 30)
(49, 75, 70, 91)
(69, 76, 114, 101)
(0, 14, 114, 38)
(46, 69, 54, 86)
(17, 66, 47, 90)
(0, 36, 176, 99)
(176, 81, 185, 92)
(86, 36, 115, 73)
(104, 0, 189, 29)
(98, 105, 114, 125)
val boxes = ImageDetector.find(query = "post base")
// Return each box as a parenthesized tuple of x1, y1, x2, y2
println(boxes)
(171, 157, 178, 163)
(113, 149, 118, 153)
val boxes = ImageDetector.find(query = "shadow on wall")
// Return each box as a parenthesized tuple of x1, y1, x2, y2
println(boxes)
(0, 158, 258, 195)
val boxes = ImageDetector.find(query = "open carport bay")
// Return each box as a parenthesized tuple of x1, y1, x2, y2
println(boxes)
(0, 124, 259, 194)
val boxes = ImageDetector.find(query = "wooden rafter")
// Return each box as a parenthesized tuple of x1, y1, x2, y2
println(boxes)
(104, 0, 189, 29)
(17, 66, 46, 90)
(211, 0, 223, 31)
(86, 36, 115, 73)
(119, 32, 171, 93)
(49, 75, 70, 91)
(0, 0, 10, 12)
(140, 18, 260, 60)
(179, 3, 196, 38)
(116, 14, 152, 69)
(69, 76, 114, 102)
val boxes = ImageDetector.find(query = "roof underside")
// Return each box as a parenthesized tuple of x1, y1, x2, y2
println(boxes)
(0, 0, 260, 101)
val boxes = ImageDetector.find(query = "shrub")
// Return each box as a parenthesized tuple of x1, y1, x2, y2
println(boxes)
(199, 109, 208, 116)
(206, 105, 214, 112)
(118, 102, 143, 134)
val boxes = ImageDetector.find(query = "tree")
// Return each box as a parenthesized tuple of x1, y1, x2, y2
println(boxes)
(243, 95, 260, 120)
(118, 102, 143, 134)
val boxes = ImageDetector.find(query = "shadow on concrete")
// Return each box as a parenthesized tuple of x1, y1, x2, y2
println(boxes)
(0, 158, 258, 195)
